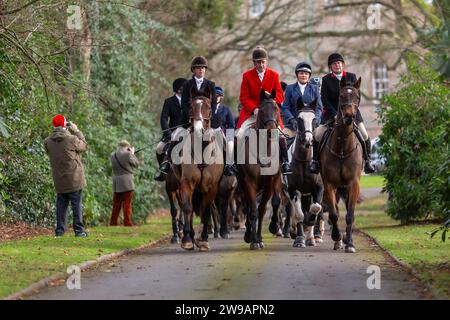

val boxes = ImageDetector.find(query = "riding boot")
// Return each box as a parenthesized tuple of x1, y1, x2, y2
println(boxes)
(308, 139, 320, 174)
(279, 136, 292, 174)
(354, 128, 375, 174)
(154, 151, 166, 181)
(159, 141, 174, 174)
(364, 139, 375, 174)
(221, 134, 237, 176)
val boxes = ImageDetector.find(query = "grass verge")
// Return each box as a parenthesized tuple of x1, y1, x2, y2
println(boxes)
(359, 174, 385, 189)
(0, 215, 172, 299)
(356, 195, 450, 299)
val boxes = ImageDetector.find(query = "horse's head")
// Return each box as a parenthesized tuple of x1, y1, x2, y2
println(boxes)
(256, 89, 278, 130)
(296, 96, 318, 148)
(190, 85, 212, 135)
(338, 76, 361, 126)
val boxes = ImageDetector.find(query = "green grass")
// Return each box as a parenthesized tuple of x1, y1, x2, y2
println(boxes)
(356, 196, 450, 299)
(359, 174, 385, 189)
(0, 216, 172, 299)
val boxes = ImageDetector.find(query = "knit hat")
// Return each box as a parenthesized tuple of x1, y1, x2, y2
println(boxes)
(295, 62, 312, 75)
(172, 78, 187, 92)
(327, 53, 345, 67)
(52, 114, 66, 127)
(190, 56, 208, 72)
(215, 86, 224, 96)
(252, 46, 268, 60)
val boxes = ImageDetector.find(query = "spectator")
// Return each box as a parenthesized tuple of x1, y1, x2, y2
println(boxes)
(44, 114, 88, 237)
(110, 140, 140, 226)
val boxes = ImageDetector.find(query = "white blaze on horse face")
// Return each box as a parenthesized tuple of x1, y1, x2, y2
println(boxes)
(299, 111, 315, 144)
(193, 99, 204, 136)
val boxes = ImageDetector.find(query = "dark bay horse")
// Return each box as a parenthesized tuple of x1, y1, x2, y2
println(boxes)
(172, 85, 224, 251)
(237, 89, 282, 250)
(284, 97, 324, 248)
(165, 167, 184, 244)
(320, 77, 363, 253)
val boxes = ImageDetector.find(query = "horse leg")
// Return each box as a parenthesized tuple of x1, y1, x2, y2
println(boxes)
(301, 195, 316, 247)
(169, 191, 180, 244)
(211, 202, 220, 239)
(180, 180, 194, 250)
(292, 195, 306, 248)
(269, 179, 282, 237)
(324, 183, 342, 250)
(313, 182, 325, 241)
(344, 181, 359, 253)
(257, 186, 273, 249)
(195, 204, 212, 252)
(219, 193, 231, 239)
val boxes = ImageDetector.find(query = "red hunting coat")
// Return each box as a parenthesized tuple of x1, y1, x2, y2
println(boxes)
(237, 67, 285, 129)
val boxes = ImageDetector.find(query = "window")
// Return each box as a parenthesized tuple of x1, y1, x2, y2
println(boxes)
(373, 63, 388, 104)
(249, 0, 265, 18)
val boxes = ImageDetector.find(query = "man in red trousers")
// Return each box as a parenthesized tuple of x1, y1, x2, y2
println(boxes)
(236, 46, 292, 174)
(110, 140, 141, 226)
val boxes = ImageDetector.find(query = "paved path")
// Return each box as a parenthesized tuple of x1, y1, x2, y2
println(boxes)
(28, 187, 430, 300)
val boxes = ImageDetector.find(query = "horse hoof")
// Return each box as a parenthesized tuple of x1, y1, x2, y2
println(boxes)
(268, 222, 279, 235)
(314, 236, 323, 244)
(171, 235, 180, 244)
(293, 237, 306, 248)
(306, 238, 316, 247)
(181, 241, 194, 250)
(244, 232, 252, 243)
(233, 223, 240, 231)
(214, 232, 219, 239)
(345, 245, 356, 253)
(250, 242, 260, 250)
(290, 231, 297, 240)
(258, 241, 265, 249)
(220, 232, 231, 239)
(333, 240, 343, 250)
(275, 229, 283, 237)
(283, 232, 290, 239)
(199, 242, 210, 252)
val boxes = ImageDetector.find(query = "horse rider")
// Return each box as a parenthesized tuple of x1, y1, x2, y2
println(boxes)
(154, 77, 187, 181)
(159, 56, 236, 176)
(309, 53, 375, 174)
(236, 46, 292, 174)
(214, 86, 235, 131)
(281, 62, 323, 139)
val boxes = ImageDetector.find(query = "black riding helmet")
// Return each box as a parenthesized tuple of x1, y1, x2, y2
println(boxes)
(295, 62, 312, 76)
(327, 53, 344, 67)
(172, 78, 187, 93)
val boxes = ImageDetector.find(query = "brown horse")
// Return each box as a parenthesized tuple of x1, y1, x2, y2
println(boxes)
(172, 85, 224, 251)
(165, 167, 184, 244)
(320, 77, 363, 253)
(284, 96, 324, 248)
(237, 89, 282, 250)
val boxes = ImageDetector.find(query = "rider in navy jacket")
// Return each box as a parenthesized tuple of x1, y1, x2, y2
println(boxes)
(214, 87, 235, 130)
(281, 62, 323, 133)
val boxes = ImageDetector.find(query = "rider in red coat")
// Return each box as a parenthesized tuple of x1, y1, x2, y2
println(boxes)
(236, 47, 291, 174)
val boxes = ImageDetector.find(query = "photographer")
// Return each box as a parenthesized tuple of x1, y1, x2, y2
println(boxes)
(110, 140, 141, 226)
(44, 114, 88, 237)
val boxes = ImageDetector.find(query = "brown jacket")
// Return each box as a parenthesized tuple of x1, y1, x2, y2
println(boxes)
(110, 148, 140, 193)
(44, 127, 87, 194)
